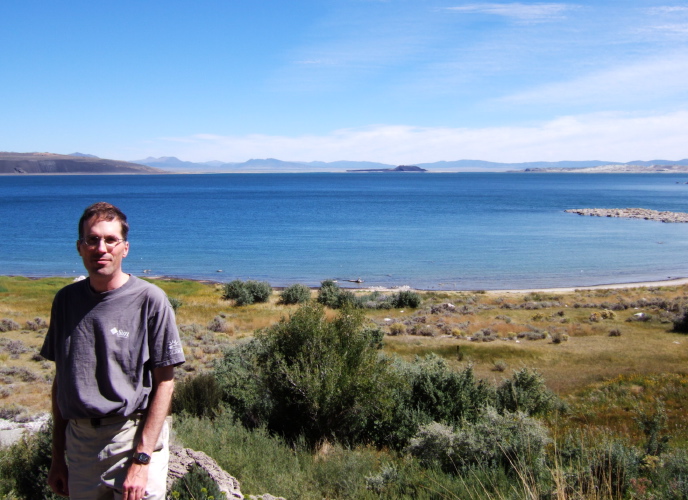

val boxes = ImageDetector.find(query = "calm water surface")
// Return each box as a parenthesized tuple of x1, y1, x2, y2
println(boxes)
(1, 173, 687, 290)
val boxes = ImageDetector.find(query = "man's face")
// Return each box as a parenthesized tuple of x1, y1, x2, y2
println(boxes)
(77, 217, 129, 279)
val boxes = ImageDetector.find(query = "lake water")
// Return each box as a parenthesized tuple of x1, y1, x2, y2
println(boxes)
(1, 173, 688, 290)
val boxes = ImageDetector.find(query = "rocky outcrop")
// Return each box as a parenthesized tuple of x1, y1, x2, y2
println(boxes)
(565, 208, 688, 223)
(168, 445, 244, 499)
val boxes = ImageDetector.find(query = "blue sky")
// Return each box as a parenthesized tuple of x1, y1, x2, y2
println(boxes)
(2, 0, 688, 164)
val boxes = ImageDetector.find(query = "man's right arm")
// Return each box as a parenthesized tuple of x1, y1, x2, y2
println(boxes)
(47, 377, 70, 497)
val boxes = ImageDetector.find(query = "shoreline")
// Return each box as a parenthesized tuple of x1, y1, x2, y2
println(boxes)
(6, 274, 688, 294)
(143, 274, 688, 294)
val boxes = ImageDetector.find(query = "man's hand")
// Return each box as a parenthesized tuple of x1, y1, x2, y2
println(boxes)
(122, 365, 174, 500)
(47, 456, 69, 497)
(122, 462, 149, 500)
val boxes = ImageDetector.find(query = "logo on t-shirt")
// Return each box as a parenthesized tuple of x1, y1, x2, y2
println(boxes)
(110, 327, 130, 339)
(168, 340, 183, 355)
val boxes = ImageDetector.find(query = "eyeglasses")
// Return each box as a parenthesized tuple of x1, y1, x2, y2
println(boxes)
(79, 236, 126, 250)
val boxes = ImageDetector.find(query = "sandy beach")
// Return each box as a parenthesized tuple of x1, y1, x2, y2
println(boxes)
(484, 276, 688, 294)
(356, 276, 688, 294)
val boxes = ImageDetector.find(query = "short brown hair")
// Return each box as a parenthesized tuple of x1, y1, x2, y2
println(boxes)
(78, 202, 129, 241)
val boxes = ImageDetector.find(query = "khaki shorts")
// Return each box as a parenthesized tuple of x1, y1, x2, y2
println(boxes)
(66, 415, 169, 500)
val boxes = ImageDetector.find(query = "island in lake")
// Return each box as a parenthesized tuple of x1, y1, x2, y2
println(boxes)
(346, 165, 427, 173)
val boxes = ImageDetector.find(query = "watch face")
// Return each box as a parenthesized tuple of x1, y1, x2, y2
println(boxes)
(134, 452, 151, 464)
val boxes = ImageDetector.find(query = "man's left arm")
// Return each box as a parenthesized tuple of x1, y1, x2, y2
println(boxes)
(122, 365, 175, 500)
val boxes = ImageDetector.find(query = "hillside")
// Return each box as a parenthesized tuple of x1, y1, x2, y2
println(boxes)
(134, 156, 688, 173)
(0, 152, 167, 174)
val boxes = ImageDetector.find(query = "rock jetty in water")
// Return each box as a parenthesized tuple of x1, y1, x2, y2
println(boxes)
(565, 208, 688, 223)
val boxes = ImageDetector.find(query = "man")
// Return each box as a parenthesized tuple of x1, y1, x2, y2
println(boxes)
(41, 202, 185, 500)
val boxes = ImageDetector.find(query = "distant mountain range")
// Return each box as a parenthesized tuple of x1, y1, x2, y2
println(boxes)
(133, 156, 688, 173)
(3, 152, 688, 174)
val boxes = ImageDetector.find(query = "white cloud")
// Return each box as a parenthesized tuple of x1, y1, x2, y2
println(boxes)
(142, 110, 688, 164)
(444, 3, 574, 22)
(650, 23, 688, 35)
(501, 51, 688, 106)
(647, 6, 688, 14)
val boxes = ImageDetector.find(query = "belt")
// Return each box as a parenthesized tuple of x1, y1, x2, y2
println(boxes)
(73, 412, 145, 428)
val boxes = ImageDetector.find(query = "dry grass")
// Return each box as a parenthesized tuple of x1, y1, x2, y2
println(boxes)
(3, 276, 688, 423)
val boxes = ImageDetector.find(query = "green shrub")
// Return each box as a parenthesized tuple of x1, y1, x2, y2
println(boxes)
(244, 280, 272, 303)
(222, 280, 246, 300)
(635, 403, 670, 456)
(169, 465, 224, 500)
(222, 279, 272, 305)
(402, 355, 494, 426)
(657, 448, 688, 498)
(587, 439, 640, 498)
(673, 307, 688, 333)
(215, 303, 398, 446)
(362, 326, 385, 350)
(407, 407, 551, 477)
(316, 282, 420, 310)
(213, 340, 272, 429)
(0, 420, 61, 500)
(495, 368, 560, 417)
(279, 284, 311, 305)
(317, 279, 342, 308)
(366, 356, 495, 450)
(316, 280, 363, 309)
(169, 297, 183, 312)
(233, 286, 255, 306)
(392, 291, 421, 308)
(172, 372, 223, 419)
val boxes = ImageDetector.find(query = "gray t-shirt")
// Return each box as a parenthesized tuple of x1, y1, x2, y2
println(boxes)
(41, 276, 185, 420)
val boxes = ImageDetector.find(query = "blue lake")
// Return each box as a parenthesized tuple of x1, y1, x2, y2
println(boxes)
(1, 173, 687, 290)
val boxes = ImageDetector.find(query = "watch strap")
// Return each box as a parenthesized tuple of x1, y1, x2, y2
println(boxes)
(132, 452, 151, 465)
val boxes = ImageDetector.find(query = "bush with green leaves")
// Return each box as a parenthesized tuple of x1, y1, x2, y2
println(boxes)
(316, 280, 351, 308)
(392, 290, 422, 308)
(587, 438, 641, 498)
(214, 303, 399, 446)
(495, 367, 560, 417)
(244, 280, 272, 303)
(222, 279, 272, 305)
(212, 306, 561, 451)
(316, 279, 339, 307)
(172, 372, 223, 419)
(211, 341, 271, 429)
(221, 280, 245, 300)
(317, 281, 421, 310)
(169, 465, 225, 500)
(673, 307, 688, 333)
(169, 297, 183, 312)
(365, 356, 496, 449)
(407, 407, 551, 478)
(279, 283, 311, 305)
(0, 420, 61, 500)
(402, 355, 494, 426)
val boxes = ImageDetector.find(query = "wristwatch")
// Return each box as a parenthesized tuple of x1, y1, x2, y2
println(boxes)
(132, 452, 151, 465)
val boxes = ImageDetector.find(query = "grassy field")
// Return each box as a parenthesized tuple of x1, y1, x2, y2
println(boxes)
(1, 275, 687, 438)
(2, 275, 688, 498)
